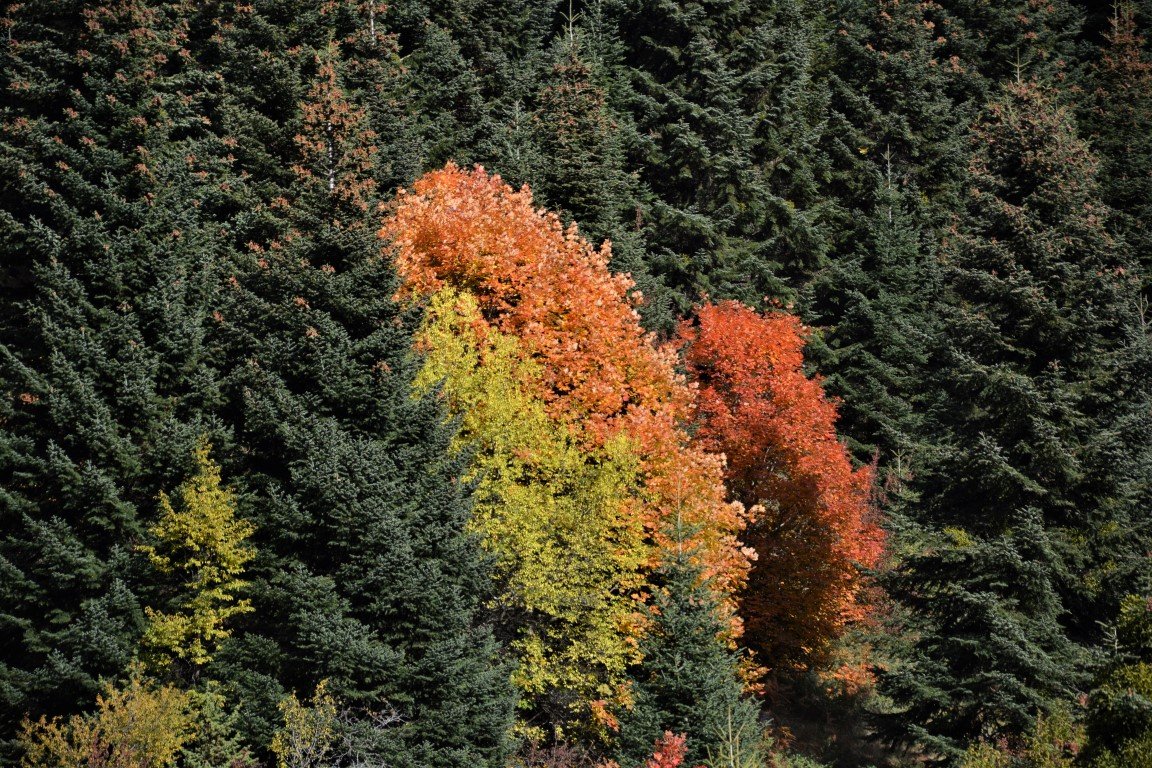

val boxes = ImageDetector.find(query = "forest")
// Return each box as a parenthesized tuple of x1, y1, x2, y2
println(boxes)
(2, 0, 1151, 766)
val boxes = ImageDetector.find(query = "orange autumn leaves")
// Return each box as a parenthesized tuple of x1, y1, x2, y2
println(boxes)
(384, 163, 745, 591)
(382, 164, 882, 694)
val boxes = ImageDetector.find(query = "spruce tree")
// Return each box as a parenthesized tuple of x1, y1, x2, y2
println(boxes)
(805, 185, 941, 470)
(1083, 595, 1152, 767)
(599, 0, 834, 316)
(531, 35, 674, 331)
(0, 1, 241, 759)
(882, 80, 1152, 759)
(934, 0, 1083, 95)
(206, 44, 515, 767)
(617, 531, 763, 768)
(1082, 4, 1152, 291)
(806, 0, 964, 468)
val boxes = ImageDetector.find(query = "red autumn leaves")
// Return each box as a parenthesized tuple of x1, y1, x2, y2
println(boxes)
(384, 162, 883, 670)
(682, 302, 883, 667)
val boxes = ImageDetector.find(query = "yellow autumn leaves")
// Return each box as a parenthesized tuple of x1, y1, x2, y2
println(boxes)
(415, 289, 650, 738)
(19, 442, 257, 767)
(140, 441, 255, 667)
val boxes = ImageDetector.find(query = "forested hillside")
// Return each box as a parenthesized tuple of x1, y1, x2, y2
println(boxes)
(2, 1, 1151, 767)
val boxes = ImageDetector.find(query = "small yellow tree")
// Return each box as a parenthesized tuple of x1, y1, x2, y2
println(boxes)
(19, 664, 193, 768)
(139, 440, 255, 666)
(271, 681, 339, 768)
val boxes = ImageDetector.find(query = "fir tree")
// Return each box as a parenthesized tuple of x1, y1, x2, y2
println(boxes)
(532, 35, 673, 331)
(0, 1, 242, 758)
(207, 49, 515, 767)
(600, 0, 834, 315)
(1083, 595, 1152, 767)
(805, 183, 940, 469)
(805, 0, 967, 466)
(1082, 4, 1152, 292)
(934, 0, 1083, 95)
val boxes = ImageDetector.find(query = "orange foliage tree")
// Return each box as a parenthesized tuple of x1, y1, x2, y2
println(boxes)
(382, 163, 749, 593)
(680, 301, 883, 671)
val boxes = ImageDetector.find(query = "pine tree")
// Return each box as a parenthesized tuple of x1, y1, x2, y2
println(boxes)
(388, 20, 488, 179)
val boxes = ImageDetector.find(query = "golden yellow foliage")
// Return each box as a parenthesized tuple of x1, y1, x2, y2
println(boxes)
(271, 681, 339, 768)
(19, 664, 193, 768)
(416, 289, 649, 737)
(139, 441, 255, 666)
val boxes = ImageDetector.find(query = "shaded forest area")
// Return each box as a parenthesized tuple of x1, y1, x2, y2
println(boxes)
(3, 1, 1152, 766)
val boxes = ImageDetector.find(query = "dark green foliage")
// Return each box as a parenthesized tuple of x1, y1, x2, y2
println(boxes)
(1, 2, 515, 765)
(805, 0, 964, 468)
(617, 536, 764, 767)
(599, 0, 834, 316)
(182, 684, 258, 768)
(881, 80, 1152, 760)
(805, 186, 940, 470)
(532, 38, 631, 250)
(934, 0, 1084, 93)
(1081, 5, 1152, 293)
(0, 1, 238, 758)
(530, 35, 674, 331)
(201, 29, 514, 765)
(211, 227, 515, 765)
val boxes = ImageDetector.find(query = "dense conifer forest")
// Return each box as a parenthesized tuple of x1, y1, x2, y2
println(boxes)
(3, 1, 1152, 766)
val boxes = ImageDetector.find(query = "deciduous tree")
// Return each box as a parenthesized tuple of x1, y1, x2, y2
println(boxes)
(139, 442, 255, 668)
(680, 300, 881, 671)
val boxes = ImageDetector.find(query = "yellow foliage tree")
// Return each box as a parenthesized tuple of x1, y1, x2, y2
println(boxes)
(19, 664, 193, 768)
(270, 681, 339, 768)
(415, 289, 649, 738)
(139, 441, 255, 666)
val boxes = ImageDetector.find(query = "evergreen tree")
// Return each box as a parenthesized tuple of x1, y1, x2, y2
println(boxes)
(882, 80, 1152, 760)
(617, 528, 764, 768)
(389, 20, 488, 178)
(181, 683, 259, 768)
(0, 1, 242, 759)
(806, 184, 940, 469)
(599, 0, 834, 317)
(934, 0, 1083, 95)
(531, 35, 673, 331)
(805, 0, 965, 468)
(207, 47, 515, 767)
(1082, 4, 1152, 290)
(1083, 595, 1152, 767)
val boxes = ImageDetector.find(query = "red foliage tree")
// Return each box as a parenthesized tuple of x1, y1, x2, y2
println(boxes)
(680, 301, 883, 669)
(645, 731, 688, 768)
